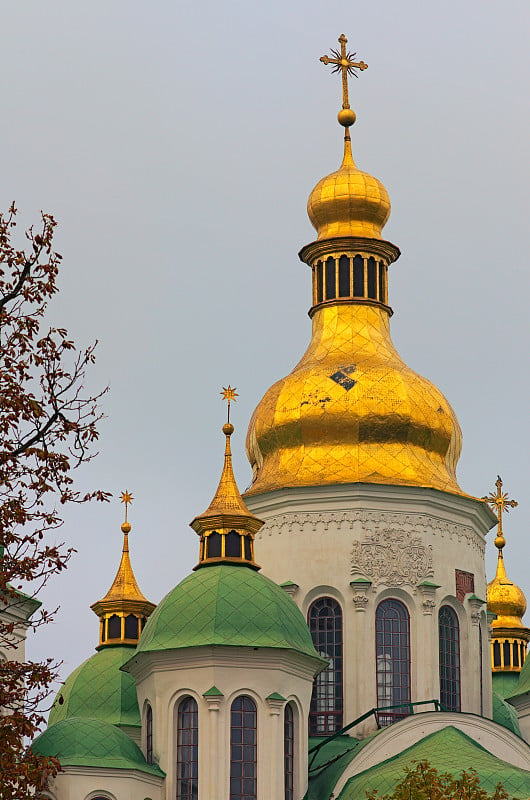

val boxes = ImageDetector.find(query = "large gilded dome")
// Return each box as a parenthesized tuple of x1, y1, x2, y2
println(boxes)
(246, 304, 462, 495)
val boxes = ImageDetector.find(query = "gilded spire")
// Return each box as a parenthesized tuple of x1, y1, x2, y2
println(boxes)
(485, 477, 529, 672)
(91, 492, 156, 649)
(191, 390, 263, 569)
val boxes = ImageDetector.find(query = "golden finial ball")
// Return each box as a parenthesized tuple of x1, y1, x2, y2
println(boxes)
(223, 423, 234, 436)
(121, 521, 131, 534)
(338, 108, 356, 127)
(495, 534, 505, 550)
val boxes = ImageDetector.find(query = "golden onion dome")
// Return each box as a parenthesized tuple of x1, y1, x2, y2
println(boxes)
(488, 539, 527, 630)
(245, 304, 463, 495)
(307, 132, 391, 240)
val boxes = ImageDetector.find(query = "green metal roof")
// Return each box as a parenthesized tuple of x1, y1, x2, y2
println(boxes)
(133, 565, 321, 661)
(307, 733, 378, 800)
(509, 655, 530, 700)
(31, 718, 164, 776)
(335, 726, 530, 799)
(492, 672, 521, 700)
(48, 645, 140, 730)
(492, 690, 521, 736)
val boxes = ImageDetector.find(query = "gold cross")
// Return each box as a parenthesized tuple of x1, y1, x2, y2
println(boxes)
(483, 476, 518, 538)
(221, 385, 238, 423)
(320, 34, 368, 110)
(120, 490, 133, 523)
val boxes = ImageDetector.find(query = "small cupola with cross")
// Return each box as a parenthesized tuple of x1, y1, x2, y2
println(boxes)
(191, 387, 263, 570)
(91, 492, 156, 648)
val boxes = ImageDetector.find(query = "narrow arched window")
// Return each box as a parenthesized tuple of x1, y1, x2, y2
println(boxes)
(376, 599, 411, 726)
(177, 696, 198, 800)
(316, 261, 323, 303)
(308, 598, 343, 734)
(439, 605, 461, 712)
(207, 531, 222, 558)
(108, 614, 121, 639)
(353, 255, 364, 296)
(146, 704, 153, 764)
(125, 613, 138, 640)
(226, 530, 241, 558)
(367, 257, 377, 299)
(284, 703, 294, 800)
(230, 695, 257, 800)
(338, 255, 350, 297)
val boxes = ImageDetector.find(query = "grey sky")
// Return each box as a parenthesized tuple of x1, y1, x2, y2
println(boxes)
(2, 1, 529, 690)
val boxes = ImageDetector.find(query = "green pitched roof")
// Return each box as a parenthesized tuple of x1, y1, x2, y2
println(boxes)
(31, 718, 164, 776)
(307, 733, 378, 800)
(336, 726, 530, 799)
(48, 645, 140, 729)
(509, 655, 530, 700)
(492, 690, 521, 736)
(492, 671, 521, 700)
(133, 565, 321, 661)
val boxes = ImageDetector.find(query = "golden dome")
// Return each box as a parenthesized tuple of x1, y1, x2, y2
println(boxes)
(487, 536, 527, 630)
(245, 304, 463, 495)
(307, 132, 391, 240)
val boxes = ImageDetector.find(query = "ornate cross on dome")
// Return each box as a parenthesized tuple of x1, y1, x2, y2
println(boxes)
(320, 34, 368, 112)
(483, 476, 518, 540)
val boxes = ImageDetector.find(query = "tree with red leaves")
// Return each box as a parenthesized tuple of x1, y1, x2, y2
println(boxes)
(0, 204, 109, 797)
(366, 760, 513, 800)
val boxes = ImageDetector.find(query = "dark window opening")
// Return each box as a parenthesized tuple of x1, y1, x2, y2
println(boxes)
(308, 598, 343, 735)
(230, 695, 257, 800)
(376, 599, 411, 726)
(226, 530, 241, 558)
(284, 703, 294, 800)
(177, 696, 198, 800)
(338, 255, 350, 297)
(493, 641, 501, 668)
(316, 261, 323, 304)
(207, 532, 222, 558)
(108, 614, 121, 639)
(353, 255, 364, 297)
(378, 261, 385, 302)
(101, 619, 106, 642)
(325, 257, 336, 300)
(146, 704, 153, 764)
(125, 614, 138, 640)
(367, 257, 377, 299)
(503, 641, 511, 667)
(439, 606, 461, 712)
(141, 617, 147, 631)
(244, 537, 251, 561)
(513, 642, 520, 667)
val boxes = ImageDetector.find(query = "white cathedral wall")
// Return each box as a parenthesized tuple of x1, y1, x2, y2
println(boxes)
(246, 482, 496, 729)
(125, 645, 319, 800)
(42, 767, 164, 800)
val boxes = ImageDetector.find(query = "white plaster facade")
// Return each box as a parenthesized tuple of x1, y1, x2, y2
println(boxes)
(124, 645, 321, 800)
(42, 766, 164, 800)
(245, 482, 497, 728)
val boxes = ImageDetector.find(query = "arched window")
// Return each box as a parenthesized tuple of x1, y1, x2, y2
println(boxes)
(439, 606, 461, 711)
(230, 695, 257, 800)
(125, 613, 138, 640)
(338, 255, 350, 297)
(284, 703, 294, 800)
(308, 598, 343, 734)
(225, 530, 241, 558)
(376, 599, 411, 726)
(207, 531, 222, 558)
(107, 614, 121, 639)
(177, 696, 198, 800)
(146, 704, 153, 764)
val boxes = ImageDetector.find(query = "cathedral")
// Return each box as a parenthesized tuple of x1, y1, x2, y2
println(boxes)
(27, 35, 530, 799)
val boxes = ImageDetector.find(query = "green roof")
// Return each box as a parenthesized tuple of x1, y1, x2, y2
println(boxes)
(336, 726, 530, 799)
(509, 655, 530, 700)
(492, 672, 521, 700)
(133, 565, 322, 661)
(307, 733, 378, 800)
(48, 645, 140, 730)
(492, 690, 521, 736)
(31, 717, 164, 776)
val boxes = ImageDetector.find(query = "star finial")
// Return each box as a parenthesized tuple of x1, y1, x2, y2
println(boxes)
(221, 385, 238, 424)
(120, 490, 133, 525)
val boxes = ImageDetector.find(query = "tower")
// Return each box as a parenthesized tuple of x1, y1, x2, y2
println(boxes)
(244, 35, 497, 732)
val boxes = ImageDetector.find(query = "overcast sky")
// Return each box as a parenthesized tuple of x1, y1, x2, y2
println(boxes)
(3, 1, 529, 694)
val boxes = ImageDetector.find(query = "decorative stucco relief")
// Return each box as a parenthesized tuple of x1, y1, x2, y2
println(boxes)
(255, 510, 484, 556)
(351, 531, 433, 586)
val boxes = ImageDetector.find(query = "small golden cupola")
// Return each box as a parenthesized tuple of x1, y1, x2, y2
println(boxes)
(485, 477, 529, 673)
(191, 387, 263, 570)
(91, 492, 156, 649)
(246, 36, 463, 498)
